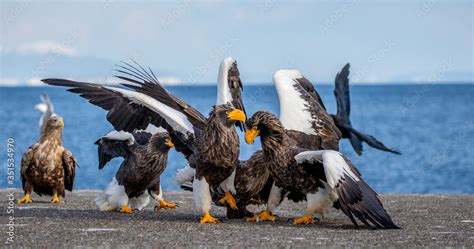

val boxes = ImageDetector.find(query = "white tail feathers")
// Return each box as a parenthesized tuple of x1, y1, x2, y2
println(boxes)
(173, 164, 195, 185)
(95, 178, 129, 211)
(128, 192, 150, 210)
(96, 178, 151, 211)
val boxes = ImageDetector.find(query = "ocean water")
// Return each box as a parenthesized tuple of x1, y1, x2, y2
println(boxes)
(1, 84, 473, 194)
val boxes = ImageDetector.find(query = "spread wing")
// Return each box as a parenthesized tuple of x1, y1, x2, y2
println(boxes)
(333, 63, 351, 125)
(226, 61, 246, 131)
(62, 149, 77, 191)
(295, 150, 399, 229)
(274, 70, 341, 150)
(294, 76, 326, 111)
(94, 131, 134, 169)
(42, 78, 195, 158)
(330, 63, 400, 155)
(115, 60, 207, 131)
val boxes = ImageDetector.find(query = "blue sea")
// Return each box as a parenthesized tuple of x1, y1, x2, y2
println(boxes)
(1, 84, 473, 194)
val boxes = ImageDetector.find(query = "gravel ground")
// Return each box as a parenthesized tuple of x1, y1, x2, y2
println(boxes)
(1, 189, 473, 248)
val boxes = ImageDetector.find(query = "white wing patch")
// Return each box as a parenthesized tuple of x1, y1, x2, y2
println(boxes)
(216, 57, 236, 105)
(142, 124, 166, 134)
(104, 131, 135, 145)
(107, 87, 194, 137)
(294, 150, 360, 189)
(273, 69, 315, 135)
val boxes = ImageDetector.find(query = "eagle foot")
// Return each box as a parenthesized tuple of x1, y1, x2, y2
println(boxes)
(292, 215, 316, 225)
(217, 192, 237, 210)
(200, 211, 220, 224)
(155, 200, 177, 211)
(50, 194, 62, 204)
(245, 209, 276, 222)
(119, 204, 134, 214)
(17, 194, 33, 204)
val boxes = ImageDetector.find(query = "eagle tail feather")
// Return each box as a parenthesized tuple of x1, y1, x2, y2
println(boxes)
(95, 177, 129, 211)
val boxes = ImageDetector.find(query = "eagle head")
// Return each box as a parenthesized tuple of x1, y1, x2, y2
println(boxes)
(46, 115, 64, 130)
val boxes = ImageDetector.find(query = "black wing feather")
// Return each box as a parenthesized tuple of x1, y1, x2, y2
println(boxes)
(227, 61, 247, 131)
(295, 77, 327, 110)
(115, 61, 207, 131)
(334, 63, 351, 124)
(94, 137, 131, 169)
(42, 78, 194, 158)
(334, 157, 400, 229)
(331, 63, 401, 155)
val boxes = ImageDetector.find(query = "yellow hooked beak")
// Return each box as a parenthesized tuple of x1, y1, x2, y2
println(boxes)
(227, 109, 246, 122)
(165, 138, 175, 148)
(245, 127, 259, 144)
(58, 119, 64, 128)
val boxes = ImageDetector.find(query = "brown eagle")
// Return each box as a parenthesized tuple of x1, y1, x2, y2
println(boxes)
(18, 115, 77, 204)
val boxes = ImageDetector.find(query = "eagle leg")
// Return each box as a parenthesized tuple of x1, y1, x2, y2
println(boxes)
(293, 214, 317, 225)
(200, 211, 220, 224)
(17, 194, 33, 204)
(155, 199, 177, 211)
(245, 209, 276, 222)
(50, 194, 61, 204)
(217, 192, 237, 210)
(119, 204, 134, 214)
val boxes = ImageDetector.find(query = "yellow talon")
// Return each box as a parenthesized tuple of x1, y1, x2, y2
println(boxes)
(18, 194, 33, 204)
(217, 192, 237, 210)
(200, 211, 219, 224)
(50, 194, 61, 204)
(293, 215, 316, 225)
(119, 204, 134, 214)
(159, 199, 177, 209)
(245, 209, 276, 222)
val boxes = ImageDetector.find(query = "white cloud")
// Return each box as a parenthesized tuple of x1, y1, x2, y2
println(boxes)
(0, 78, 20, 86)
(158, 76, 183, 85)
(5, 41, 78, 57)
(0, 76, 186, 87)
(26, 77, 43, 86)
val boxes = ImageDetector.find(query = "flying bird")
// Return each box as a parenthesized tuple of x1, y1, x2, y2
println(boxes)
(18, 115, 77, 204)
(35, 94, 55, 134)
(244, 111, 400, 229)
(95, 127, 176, 213)
(42, 57, 246, 223)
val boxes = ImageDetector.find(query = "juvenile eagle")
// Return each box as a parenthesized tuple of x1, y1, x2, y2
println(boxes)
(18, 115, 77, 204)
(95, 128, 176, 213)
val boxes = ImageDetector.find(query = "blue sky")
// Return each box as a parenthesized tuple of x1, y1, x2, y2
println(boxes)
(0, 0, 472, 86)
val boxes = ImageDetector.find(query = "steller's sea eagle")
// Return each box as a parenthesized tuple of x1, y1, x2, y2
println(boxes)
(18, 115, 77, 204)
(95, 128, 176, 213)
(244, 111, 400, 229)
